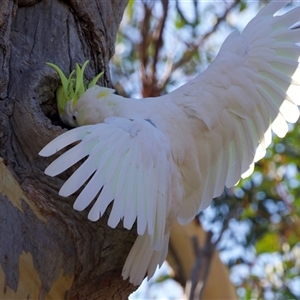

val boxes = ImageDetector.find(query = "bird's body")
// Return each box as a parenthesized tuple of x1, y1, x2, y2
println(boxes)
(40, 1, 300, 285)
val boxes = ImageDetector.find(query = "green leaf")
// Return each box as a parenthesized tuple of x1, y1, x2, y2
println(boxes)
(255, 232, 281, 254)
(239, 2, 247, 12)
(174, 13, 186, 29)
(244, 287, 253, 300)
(154, 274, 171, 284)
(126, 0, 135, 20)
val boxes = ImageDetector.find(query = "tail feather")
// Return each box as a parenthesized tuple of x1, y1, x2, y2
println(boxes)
(122, 232, 170, 286)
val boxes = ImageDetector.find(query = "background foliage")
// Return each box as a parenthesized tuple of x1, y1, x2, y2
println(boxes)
(111, 1, 300, 299)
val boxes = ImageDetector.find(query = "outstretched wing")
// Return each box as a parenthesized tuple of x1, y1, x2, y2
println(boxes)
(167, 1, 300, 223)
(39, 117, 173, 250)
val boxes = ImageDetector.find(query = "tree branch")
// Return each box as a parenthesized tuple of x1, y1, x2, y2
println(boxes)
(159, 0, 241, 89)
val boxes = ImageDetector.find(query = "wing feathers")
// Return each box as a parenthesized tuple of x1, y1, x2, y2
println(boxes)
(74, 169, 103, 212)
(39, 125, 95, 157)
(59, 154, 97, 197)
(44, 136, 98, 176)
(41, 117, 173, 250)
(272, 27, 300, 43)
(136, 168, 147, 235)
(274, 6, 300, 28)
(171, 1, 300, 223)
(259, 1, 287, 16)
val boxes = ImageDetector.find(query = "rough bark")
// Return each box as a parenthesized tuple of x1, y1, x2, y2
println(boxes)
(0, 0, 138, 299)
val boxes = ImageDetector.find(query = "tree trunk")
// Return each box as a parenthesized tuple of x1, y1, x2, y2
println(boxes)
(0, 1, 137, 299)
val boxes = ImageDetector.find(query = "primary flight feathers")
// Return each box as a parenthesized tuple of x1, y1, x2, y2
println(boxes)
(40, 1, 300, 285)
(40, 117, 173, 250)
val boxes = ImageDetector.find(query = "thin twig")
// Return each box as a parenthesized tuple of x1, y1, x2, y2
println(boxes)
(187, 236, 203, 300)
(158, 0, 241, 89)
(186, 195, 242, 300)
(151, 0, 169, 83)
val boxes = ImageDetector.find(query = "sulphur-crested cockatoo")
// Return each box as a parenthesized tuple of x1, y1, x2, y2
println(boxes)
(40, 1, 300, 285)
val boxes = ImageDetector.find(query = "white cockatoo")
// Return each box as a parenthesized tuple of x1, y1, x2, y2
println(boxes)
(40, 1, 300, 285)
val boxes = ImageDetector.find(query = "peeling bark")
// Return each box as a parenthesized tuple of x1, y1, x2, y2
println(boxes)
(0, 1, 137, 299)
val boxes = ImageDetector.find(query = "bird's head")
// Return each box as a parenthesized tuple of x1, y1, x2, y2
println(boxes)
(47, 60, 108, 127)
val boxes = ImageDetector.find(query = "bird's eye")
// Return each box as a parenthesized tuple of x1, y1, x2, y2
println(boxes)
(72, 112, 78, 123)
